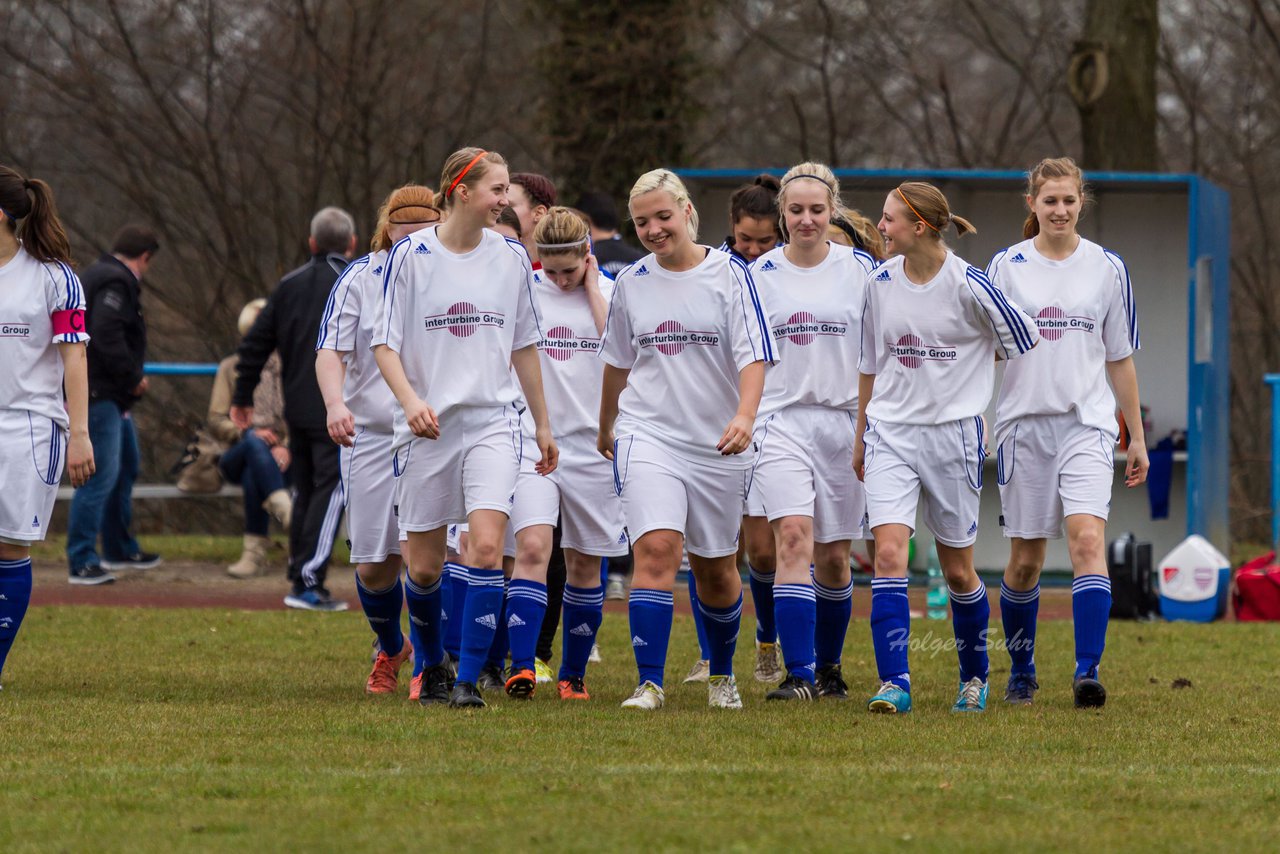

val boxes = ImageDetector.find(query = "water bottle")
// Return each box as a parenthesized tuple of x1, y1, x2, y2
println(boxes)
(925, 549, 948, 620)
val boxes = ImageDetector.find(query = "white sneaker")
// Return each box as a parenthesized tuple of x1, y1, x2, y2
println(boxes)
(682, 658, 710, 684)
(588, 642, 603, 663)
(621, 680, 665, 710)
(708, 674, 743, 709)
(605, 575, 626, 601)
(753, 641, 783, 684)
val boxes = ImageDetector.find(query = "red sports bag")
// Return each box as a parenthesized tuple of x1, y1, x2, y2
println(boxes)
(1233, 552, 1280, 621)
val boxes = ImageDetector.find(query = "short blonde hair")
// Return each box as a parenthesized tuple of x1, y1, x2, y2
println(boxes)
(238, 298, 267, 337)
(629, 168, 699, 241)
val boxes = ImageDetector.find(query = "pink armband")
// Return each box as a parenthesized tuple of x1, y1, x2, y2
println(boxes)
(51, 309, 85, 336)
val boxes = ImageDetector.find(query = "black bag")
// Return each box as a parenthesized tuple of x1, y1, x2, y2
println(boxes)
(1107, 532, 1159, 619)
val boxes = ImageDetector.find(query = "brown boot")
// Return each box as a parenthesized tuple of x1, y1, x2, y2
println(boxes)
(227, 534, 271, 578)
(262, 489, 292, 530)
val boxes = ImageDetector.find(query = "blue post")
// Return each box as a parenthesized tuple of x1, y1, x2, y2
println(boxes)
(143, 362, 218, 376)
(1267, 374, 1280, 550)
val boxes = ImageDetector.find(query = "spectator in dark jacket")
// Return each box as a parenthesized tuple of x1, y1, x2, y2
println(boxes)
(66, 225, 161, 583)
(231, 207, 356, 611)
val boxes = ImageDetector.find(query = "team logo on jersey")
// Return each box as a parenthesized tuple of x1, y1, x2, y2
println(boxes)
(371, 265, 383, 276)
(632, 264, 650, 277)
(874, 269, 892, 282)
(1010, 252, 1028, 263)
(1, 322, 32, 339)
(424, 301, 506, 337)
(772, 311, 847, 345)
(637, 320, 719, 355)
(759, 259, 778, 272)
(414, 244, 431, 255)
(539, 326, 602, 360)
(890, 334, 957, 369)
(1034, 306, 1096, 341)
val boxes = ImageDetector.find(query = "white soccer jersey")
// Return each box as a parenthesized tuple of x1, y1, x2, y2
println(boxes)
(373, 226, 542, 450)
(753, 243, 877, 419)
(316, 250, 397, 432)
(523, 268, 613, 439)
(988, 237, 1139, 435)
(0, 247, 89, 428)
(858, 251, 1038, 425)
(599, 247, 777, 467)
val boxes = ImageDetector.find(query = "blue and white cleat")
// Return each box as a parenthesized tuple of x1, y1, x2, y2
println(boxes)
(951, 677, 989, 713)
(867, 681, 912, 714)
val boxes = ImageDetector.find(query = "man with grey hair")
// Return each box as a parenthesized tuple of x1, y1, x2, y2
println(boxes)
(232, 206, 357, 610)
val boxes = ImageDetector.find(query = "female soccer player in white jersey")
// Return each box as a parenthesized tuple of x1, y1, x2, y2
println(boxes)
(0, 166, 95, 687)
(854, 181, 1039, 714)
(745, 162, 878, 702)
(317, 184, 444, 701)
(600, 168, 776, 710)
(987, 157, 1147, 709)
(502, 207, 626, 702)
(373, 147, 558, 709)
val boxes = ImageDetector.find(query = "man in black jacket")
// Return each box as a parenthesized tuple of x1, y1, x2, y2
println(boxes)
(66, 225, 161, 584)
(232, 207, 356, 611)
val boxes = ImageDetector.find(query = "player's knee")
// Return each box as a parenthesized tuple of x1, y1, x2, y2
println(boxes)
(773, 519, 809, 564)
(466, 538, 503, 570)
(874, 539, 909, 575)
(1068, 527, 1105, 568)
(1006, 555, 1041, 588)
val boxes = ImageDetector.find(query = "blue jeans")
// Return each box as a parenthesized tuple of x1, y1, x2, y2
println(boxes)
(66, 400, 141, 569)
(219, 433, 286, 537)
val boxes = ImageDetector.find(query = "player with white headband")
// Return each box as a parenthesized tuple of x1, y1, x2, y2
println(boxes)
(745, 162, 878, 702)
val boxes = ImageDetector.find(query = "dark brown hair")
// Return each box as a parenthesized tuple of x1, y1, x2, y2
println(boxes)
(729, 173, 782, 229)
(110, 224, 160, 259)
(510, 173, 557, 211)
(0, 165, 73, 264)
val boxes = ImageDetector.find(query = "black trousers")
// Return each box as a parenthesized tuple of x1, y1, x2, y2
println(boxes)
(536, 526, 568, 662)
(286, 423, 343, 594)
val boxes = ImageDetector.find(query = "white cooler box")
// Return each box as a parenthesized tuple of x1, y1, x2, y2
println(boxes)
(1158, 535, 1230, 622)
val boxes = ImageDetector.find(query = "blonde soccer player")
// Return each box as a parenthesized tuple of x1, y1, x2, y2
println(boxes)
(988, 157, 1146, 709)
(317, 184, 446, 701)
(745, 163, 878, 702)
(854, 181, 1039, 714)
(373, 148, 557, 709)
(502, 207, 626, 702)
(600, 168, 776, 711)
(0, 165, 95, 687)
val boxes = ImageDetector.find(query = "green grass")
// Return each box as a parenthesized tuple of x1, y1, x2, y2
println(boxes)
(1, 607, 1277, 852)
(29, 533, 348, 566)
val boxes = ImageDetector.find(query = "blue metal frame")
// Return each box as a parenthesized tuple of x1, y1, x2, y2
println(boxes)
(143, 362, 217, 376)
(1267, 374, 1280, 549)
(678, 167, 1232, 543)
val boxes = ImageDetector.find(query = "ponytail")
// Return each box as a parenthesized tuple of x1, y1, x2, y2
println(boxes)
(0, 166, 72, 265)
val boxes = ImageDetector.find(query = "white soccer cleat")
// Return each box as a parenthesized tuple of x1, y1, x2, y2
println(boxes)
(621, 680, 665, 710)
(753, 641, 783, 684)
(708, 674, 743, 709)
(588, 642, 603, 664)
(682, 658, 710, 684)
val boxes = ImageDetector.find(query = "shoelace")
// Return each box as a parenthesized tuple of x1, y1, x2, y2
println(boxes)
(368, 653, 399, 692)
(959, 680, 984, 707)
(1011, 675, 1038, 698)
(876, 681, 901, 697)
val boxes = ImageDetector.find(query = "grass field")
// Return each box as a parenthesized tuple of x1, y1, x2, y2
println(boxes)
(1, 601, 1277, 851)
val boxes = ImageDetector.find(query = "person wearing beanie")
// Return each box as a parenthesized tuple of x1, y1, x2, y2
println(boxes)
(207, 298, 292, 578)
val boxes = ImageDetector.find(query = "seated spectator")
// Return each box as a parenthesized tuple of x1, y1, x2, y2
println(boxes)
(208, 299, 292, 577)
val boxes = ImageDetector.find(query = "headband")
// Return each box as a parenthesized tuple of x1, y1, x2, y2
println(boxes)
(896, 187, 941, 233)
(389, 203, 439, 216)
(783, 173, 833, 189)
(0, 207, 14, 222)
(535, 237, 590, 252)
(445, 151, 488, 199)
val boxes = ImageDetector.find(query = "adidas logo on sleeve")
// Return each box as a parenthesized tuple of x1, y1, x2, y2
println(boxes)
(759, 259, 777, 272)
(875, 269, 892, 282)
(632, 264, 649, 277)
(414, 244, 431, 255)
(1010, 252, 1028, 263)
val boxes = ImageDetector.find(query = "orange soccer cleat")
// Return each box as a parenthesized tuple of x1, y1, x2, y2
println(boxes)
(366, 637, 413, 695)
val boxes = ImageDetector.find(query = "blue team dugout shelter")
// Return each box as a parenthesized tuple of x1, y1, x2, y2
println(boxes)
(678, 168, 1230, 572)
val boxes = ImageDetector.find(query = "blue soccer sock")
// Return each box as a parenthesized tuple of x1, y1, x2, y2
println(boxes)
(629, 588, 674, 688)
(686, 570, 711, 660)
(1000, 581, 1040, 677)
(949, 581, 991, 683)
(560, 583, 604, 680)
(699, 592, 743, 678)
(870, 577, 911, 692)
(417, 565, 446, 678)
(814, 575, 854, 667)
(748, 565, 777, 645)
(456, 567, 503, 685)
(443, 562, 467, 660)
(506, 579, 548, 672)
(404, 573, 444, 671)
(355, 575, 405, 658)
(486, 579, 510, 670)
(1073, 574, 1112, 677)
(773, 582, 817, 682)
(0, 558, 33, 683)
